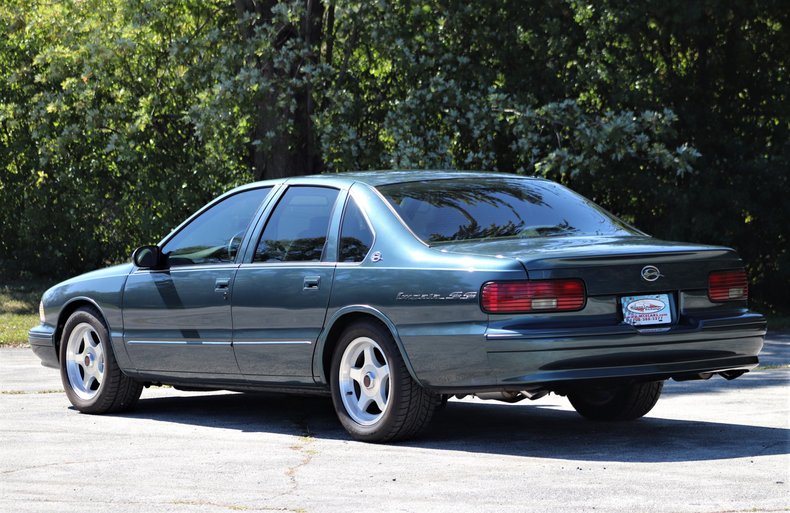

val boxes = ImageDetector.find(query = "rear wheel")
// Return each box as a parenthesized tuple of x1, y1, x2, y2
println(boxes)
(60, 307, 143, 413)
(330, 320, 439, 442)
(568, 381, 663, 421)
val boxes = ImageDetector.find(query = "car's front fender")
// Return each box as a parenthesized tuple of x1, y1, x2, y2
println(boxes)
(41, 264, 134, 372)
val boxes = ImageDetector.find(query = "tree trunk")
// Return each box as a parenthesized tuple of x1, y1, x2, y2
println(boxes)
(235, 0, 325, 180)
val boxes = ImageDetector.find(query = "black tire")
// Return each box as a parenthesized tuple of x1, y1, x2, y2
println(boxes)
(59, 307, 143, 414)
(568, 380, 663, 421)
(329, 320, 440, 442)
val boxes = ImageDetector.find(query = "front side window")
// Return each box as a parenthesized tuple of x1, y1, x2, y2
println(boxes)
(254, 186, 339, 263)
(162, 187, 271, 266)
(377, 178, 637, 244)
(339, 198, 374, 262)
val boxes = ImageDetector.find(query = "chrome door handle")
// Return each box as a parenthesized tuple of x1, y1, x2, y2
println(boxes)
(303, 276, 320, 290)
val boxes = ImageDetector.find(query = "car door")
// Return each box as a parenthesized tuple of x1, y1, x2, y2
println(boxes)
(123, 187, 272, 377)
(232, 185, 341, 382)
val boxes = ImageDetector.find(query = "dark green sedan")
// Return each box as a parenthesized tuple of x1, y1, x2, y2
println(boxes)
(29, 171, 766, 442)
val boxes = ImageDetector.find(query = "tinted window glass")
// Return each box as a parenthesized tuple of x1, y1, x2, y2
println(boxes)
(377, 178, 636, 244)
(339, 198, 373, 262)
(162, 187, 271, 266)
(254, 186, 339, 262)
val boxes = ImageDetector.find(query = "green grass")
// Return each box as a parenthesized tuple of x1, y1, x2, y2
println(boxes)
(0, 274, 52, 347)
(0, 313, 41, 347)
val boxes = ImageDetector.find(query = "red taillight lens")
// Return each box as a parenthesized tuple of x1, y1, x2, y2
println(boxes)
(481, 279, 586, 314)
(708, 269, 748, 302)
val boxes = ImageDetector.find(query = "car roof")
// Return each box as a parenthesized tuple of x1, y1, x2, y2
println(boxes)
(318, 170, 544, 186)
(234, 170, 544, 192)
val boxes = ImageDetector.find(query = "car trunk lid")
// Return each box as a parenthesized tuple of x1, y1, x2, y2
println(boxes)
(435, 236, 743, 295)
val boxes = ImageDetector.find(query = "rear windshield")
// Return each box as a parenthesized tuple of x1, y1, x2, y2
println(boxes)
(377, 177, 637, 244)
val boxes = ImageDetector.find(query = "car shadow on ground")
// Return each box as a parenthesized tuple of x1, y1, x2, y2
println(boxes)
(661, 367, 789, 396)
(112, 387, 789, 464)
(418, 401, 788, 463)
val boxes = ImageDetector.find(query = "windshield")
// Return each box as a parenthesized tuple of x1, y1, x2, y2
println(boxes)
(377, 177, 638, 244)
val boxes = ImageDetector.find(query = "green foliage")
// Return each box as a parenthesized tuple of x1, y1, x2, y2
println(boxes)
(318, 0, 789, 312)
(0, 0, 787, 311)
(0, 0, 247, 275)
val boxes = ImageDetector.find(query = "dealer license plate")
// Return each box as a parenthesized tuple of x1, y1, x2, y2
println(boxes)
(621, 294, 672, 326)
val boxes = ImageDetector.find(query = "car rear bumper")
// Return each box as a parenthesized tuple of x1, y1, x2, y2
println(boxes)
(482, 313, 765, 388)
(28, 324, 59, 369)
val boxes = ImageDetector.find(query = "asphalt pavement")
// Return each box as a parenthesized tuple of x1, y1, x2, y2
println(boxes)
(1, 335, 788, 513)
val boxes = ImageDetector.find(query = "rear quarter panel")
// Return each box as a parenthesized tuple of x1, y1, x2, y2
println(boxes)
(319, 184, 524, 388)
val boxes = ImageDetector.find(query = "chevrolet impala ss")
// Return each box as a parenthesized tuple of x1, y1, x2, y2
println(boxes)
(29, 171, 766, 442)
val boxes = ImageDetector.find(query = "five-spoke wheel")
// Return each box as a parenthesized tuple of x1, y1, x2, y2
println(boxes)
(330, 320, 439, 442)
(338, 336, 391, 425)
(64, 323, 106, 400)
(60, 307, 143, 413)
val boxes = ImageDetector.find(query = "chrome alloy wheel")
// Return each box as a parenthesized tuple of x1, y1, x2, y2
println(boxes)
(338, 336, 391, 425)
(65, 322, 105, 400)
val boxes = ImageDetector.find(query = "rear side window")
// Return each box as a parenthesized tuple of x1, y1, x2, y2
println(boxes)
(339, 198, 373, 262)
(254, 186, 339, 262)
(377, 178, 637, 244)
(162, 187, 271, 266)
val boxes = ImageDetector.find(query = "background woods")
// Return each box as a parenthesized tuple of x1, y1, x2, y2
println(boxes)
(0, 0, 787, 312)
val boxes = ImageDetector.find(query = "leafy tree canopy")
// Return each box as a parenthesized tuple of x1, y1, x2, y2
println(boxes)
(0, 0, 787, 311)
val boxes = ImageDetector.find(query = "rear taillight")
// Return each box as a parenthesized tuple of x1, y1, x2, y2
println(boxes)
(708, 269, 748, 302)
(481, 279, 586, 314)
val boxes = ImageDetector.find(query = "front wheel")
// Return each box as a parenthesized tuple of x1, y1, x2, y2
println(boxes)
(59, 307, 143, 413)
(330, 321, 439, 442)
(568, 381, 663, 421)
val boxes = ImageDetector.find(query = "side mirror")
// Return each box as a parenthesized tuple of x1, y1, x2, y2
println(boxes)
(132, 245, 163, 269)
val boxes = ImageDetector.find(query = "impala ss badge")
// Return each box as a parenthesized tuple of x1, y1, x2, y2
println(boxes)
(641, 265, 663, 282)
(396, 291, 478, 301)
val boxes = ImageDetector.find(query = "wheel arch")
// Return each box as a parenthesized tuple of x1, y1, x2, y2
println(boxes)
(314, 306, 421, 387)
(54, 297, 108, 361)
